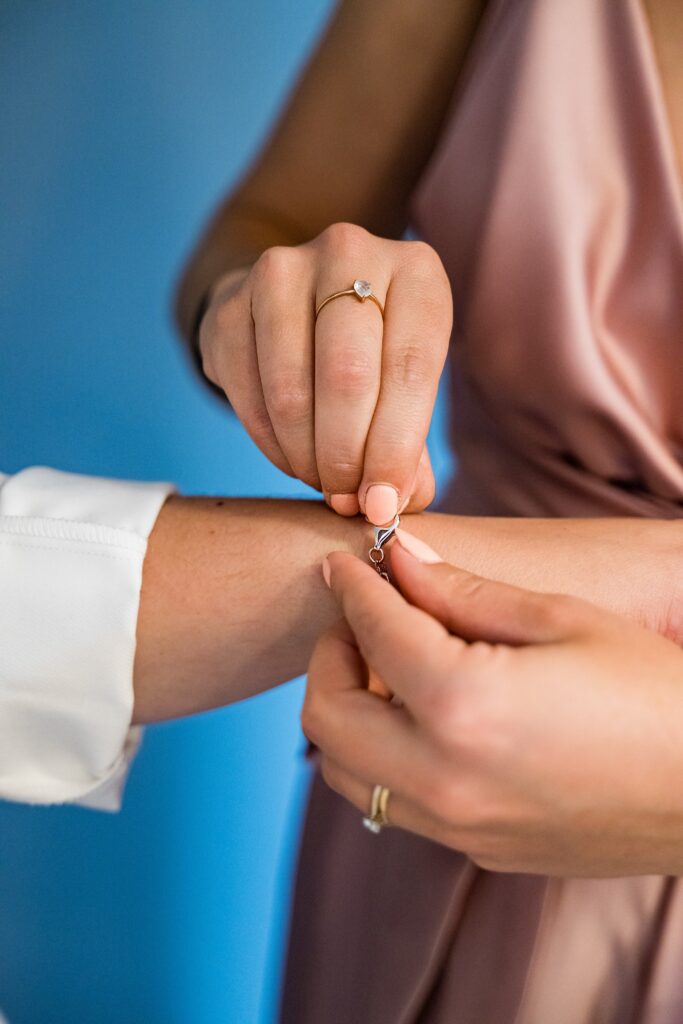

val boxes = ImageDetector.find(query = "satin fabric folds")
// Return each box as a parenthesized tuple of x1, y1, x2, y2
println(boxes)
(281, 1, 683, 1021)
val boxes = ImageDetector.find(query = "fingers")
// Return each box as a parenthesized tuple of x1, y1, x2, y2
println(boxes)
(305, 620, 457, 848)
(303, 622, 435, 806)
(313, 225, 388, 505)
(201, 281, 294, 478)
(323, 551, 454, 711)
(251, 248, 321, 490)
(203, 229, 452, 517)
(318, 756, 446, 846)
(305, 615, 368, 697)
(359, 243, 452, 524)
(391, 531, 590, 645)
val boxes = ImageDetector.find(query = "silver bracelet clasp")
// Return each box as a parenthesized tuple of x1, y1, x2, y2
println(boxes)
(368, 513, 400, 580)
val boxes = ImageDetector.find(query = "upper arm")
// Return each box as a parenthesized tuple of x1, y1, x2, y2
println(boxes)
(176, 0, 489, 340)
(228, 0, 490, 240)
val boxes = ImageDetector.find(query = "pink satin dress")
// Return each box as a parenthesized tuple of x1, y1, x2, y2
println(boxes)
(281, 1, 683, 1021)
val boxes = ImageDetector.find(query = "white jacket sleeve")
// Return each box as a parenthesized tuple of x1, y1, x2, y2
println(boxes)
(0, 466, 174, 810)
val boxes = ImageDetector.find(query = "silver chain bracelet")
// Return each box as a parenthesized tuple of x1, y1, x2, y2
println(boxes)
(368, 514, 400, 581)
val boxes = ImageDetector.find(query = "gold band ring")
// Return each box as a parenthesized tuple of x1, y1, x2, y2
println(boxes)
(315, 279, 385, 320)
(362, 784, 391, 834)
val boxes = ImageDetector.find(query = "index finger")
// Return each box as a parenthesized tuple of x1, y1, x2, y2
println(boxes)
(324, 550, 454, 712)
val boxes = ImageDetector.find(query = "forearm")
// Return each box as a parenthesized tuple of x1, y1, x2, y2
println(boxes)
(175, 0, 491, 343)
(133, 502, 683, 725)
(406, 513, 683, 643)
(133, 495, 363, 723)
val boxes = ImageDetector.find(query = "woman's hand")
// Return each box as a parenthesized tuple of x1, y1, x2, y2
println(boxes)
(303, 541, 683, 877)
(198, 223, 453, 524)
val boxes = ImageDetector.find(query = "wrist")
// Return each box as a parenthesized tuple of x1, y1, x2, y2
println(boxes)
(394, 514, 683, 648)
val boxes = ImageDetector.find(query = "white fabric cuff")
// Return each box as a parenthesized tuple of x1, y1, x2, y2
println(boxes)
(0, 467, 174, 810)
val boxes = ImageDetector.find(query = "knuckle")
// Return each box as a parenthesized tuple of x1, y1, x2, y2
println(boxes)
(402, 241, 448, 283)
(366, 433, 416, 472)
(402, 239, 443, 271)
(447, 572, 489, 608)
(385, 341, 437, 393)
(429, 698, 471, 754)
(398, 244, 453, 331)
(535, 594, 565, 628)
(242, 402, 275, 444)
(425, 678, 499, 759)
(321, 460, 362, 492)
(423, 773, 495, 837)
(318, 345, 377, 397)
(419, 291, 453, 340)
(319, 221, 369, 255)
(253, 245, 295, 288)
(266, 375, 311, 424)
(418, 679, 461, 745)
(211, 296, 238, 336)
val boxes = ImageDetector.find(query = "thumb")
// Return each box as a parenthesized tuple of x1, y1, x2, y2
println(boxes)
(391, 528, 586, 646)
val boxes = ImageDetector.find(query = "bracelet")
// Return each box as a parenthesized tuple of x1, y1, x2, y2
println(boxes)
(368, 514, 400, 581)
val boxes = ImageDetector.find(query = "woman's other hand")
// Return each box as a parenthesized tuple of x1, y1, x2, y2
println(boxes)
(198, 224, 452, 524)
(303, 543, 683, 876)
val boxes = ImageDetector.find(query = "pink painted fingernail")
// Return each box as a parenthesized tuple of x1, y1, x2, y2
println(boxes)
(330, 493, 360, 516)
(394, 529, 443, 564)
(322, 556, 332, 588)
(364, 484, 398, 526)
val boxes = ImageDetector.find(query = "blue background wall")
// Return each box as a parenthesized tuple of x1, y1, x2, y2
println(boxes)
(0, 3, 453, 1021)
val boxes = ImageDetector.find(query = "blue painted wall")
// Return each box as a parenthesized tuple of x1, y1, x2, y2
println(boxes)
(0, 3, 454, 1021)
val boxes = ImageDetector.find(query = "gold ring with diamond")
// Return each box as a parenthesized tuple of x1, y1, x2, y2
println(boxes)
(315, 279, 385, 320)
(362, 784, 391, 834)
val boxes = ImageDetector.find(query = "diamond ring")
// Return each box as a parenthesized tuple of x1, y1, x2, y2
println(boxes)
(362, 784, 391, 834)
(315, 279, 385, 320)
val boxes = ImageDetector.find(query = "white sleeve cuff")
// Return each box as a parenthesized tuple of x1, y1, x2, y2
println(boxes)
(0, 467, 175, 810)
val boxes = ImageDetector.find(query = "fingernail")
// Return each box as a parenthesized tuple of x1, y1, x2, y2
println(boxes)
(394, 529, 444, 564)
(364, 484, 398, 526)
(322, 556, 332, 588)
(329, 493, 360, 516)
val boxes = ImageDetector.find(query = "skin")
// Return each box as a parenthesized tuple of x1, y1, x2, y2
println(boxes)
(165, 0, 683, 865)
(304, 544, 683, 877)
(176, 0, 683, 526)
(176, 0, 488, 522)
(133, 500, 683, 724)
(197, 232, 452, 521)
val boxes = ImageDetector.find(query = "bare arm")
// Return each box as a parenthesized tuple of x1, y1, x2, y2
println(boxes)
(402, 513, 683, 644)
(133, 500, 683, 724)
(133, 496, 359, 722)
(176, 0, 489, 339)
